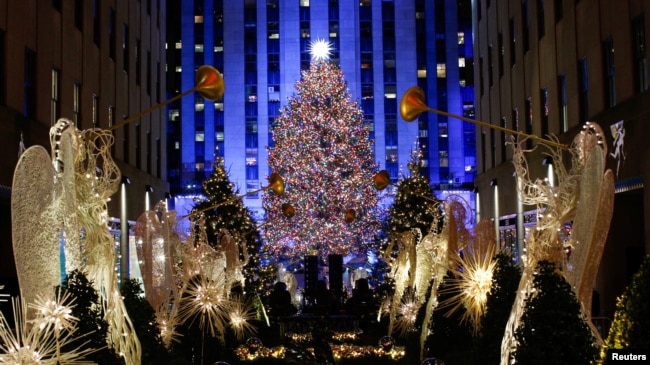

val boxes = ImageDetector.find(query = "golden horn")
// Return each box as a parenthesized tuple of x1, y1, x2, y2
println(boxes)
(399, 86, 568, 150)
(400, 86, 429, 122)
(268, 173, 285, 196)
(195, 65, 225, 101)
(109, 65, 224, 131)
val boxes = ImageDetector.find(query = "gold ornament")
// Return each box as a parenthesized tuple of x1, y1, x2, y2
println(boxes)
(282, 203, 296, 218)
(373, 170, 391, 190)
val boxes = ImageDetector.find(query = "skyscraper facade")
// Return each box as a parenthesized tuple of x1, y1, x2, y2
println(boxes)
(166, 0, 475, 218)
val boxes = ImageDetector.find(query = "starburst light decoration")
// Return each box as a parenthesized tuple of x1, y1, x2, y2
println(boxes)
(226, 294, 258, 341)
(438, 218, 497, 333)
(308, 38, 333, 61)
(0, 297, 96, 364)
(176, 267, 230, 343)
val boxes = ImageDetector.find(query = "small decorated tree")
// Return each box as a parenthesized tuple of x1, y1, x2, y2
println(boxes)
(60, 270, 125, 364)
(512, 260, 598, 365)
(386, 150, 439, 238)
(477, 252, 522, 365)
(193, 157, 274, 296)
(600, 254, 650, 362)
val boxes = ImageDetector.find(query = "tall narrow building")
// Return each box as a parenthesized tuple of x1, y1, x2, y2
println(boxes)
(166, 0, 475, 218)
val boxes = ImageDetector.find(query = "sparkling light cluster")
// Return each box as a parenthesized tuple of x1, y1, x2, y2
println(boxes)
(234, 343, 405, 362)
(0, 296, 96, 364)
(263, 60, 381, 258)
(439, 218, 497, 332)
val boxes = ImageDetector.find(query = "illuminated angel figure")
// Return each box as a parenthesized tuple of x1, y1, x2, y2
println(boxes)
(609, 120, 626, 176)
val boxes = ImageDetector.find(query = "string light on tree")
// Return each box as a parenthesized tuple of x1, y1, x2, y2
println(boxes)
(263, 42, 381, 259)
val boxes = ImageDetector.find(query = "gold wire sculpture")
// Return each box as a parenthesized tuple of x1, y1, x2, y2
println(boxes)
(500, 123, 614, 364)
(12, 119, 142, 364)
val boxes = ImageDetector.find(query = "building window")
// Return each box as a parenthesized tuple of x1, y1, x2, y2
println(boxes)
(146, 130, 151, 173)
(481, 131, 486, 172)
(540, 87, 549, 137)
(537, 0, 545, 40)
(490, 127, 496, 167)
(498, 32, 504, 78)
(108, 105, 114, 128)
(92, 93, 98, 128)
(135, 39, 141, 85)
(633, 15, 648, 93)
(579, 57, 589, 123)
(24, 48, 36, 119)
(73, 82, 81, 126)
(145, 51, 152, 96)
(75, 0, 83, 31)
(458, 32, 465, 45)
(93, 0, 101, 46)
(122, 24, 129, 73)
(554, 0, 563, 23)
(109, 8, 116, 60)
(0, 29, 4, 105)
(478, 56, 485, 96)
(123, 117, 130, 161)
(135, 124, 141, 168)
(512, 107, 519, 132)
(510, 17, 516, 66)
(525, 97, 533, 149)
(522, 0, 530, 53)
(500, 117, 507, 163)
(51, 68, 60, 125)
(558, 73, 568, 132)
(488, 44, 494, 87)
(603, 37, 616, 108)
(156, 138, 161, 178)
(436, 64, 446, 78)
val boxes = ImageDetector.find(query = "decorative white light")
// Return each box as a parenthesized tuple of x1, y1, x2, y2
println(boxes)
(309, 38, 333, 61)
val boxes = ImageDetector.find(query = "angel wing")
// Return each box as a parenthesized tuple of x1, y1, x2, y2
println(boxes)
(11, 145, 60, 308)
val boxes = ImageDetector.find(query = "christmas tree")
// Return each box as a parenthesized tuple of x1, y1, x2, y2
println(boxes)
(387, 149, 439, 237)
(600, 254, 650, 363)
(477, 252, 521, 365)
(263, 40, 381, 259)
(192, 157, 274, 296)
(59, 270, 125, 364)
(512, 260, 598, 365)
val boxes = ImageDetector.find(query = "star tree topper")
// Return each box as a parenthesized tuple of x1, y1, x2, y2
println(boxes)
(309, 38, 333, 61)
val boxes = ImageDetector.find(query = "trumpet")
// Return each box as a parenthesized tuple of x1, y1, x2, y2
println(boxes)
(400, 86, 567, 150)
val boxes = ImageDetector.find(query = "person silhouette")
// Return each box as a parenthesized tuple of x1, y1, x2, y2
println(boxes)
(268, 281, 297, 318)
(346, 278, 376, 331)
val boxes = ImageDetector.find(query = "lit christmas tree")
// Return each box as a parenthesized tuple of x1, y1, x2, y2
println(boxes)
(386, 149, 439, 237)
(263, 40, 381, 259)
(192, 157, 274, 295)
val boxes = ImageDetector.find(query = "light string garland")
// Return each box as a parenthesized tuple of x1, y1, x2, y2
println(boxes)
(263, 59, 382, 259)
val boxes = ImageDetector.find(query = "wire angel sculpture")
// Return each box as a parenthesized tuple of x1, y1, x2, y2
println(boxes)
(12, 118, 141, 364)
